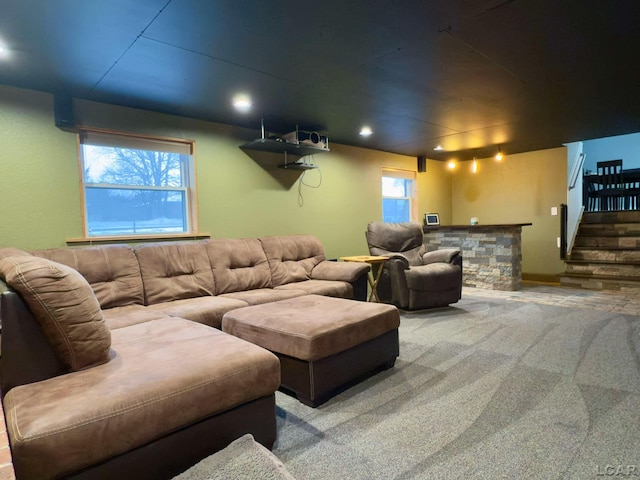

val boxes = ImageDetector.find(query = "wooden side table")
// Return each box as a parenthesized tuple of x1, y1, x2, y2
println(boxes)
(339, 255, 388, 302)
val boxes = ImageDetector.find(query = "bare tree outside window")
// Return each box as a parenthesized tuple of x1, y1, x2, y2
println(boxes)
(99, 148, 182, 186)
(79, 131, 194, 238)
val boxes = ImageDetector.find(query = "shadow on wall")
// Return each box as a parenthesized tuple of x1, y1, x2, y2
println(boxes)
(238, 149, 305, 190)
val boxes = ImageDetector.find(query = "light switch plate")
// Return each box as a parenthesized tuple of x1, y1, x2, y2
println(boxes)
(551, 206, 558, 216)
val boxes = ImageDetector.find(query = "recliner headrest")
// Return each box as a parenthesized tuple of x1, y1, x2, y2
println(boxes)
(365, 222, 424, 253)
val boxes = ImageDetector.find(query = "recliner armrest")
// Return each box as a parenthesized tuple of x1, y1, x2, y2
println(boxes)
(385, 254, 410, 270)
(421, 248, 461, 265)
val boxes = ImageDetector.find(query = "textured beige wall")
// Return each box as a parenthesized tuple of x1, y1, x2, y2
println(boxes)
(417, 160, 453, 225)
(450, 148, 568, 277)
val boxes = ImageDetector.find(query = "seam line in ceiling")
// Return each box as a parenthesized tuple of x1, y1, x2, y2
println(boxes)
(438, 25, 527, 85)
(139, 36, 295, 85)
(91, 0, 174, 91)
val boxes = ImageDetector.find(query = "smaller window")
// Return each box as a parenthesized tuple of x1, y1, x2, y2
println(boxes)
(381, 168, 417, 223)
(79, 130, 197, 238)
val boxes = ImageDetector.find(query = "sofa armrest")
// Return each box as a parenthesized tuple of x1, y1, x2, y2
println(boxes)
(311, 260, 370, 283)
(422, 248, 461, 265)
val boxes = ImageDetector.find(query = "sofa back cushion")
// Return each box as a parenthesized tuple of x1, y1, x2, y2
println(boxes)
(33, 245, 144, 309)
(0, 255, 111, 371)
(259, 235, 326, 286)
(134, 241, 214, 305)
(206, 238, 272, 294)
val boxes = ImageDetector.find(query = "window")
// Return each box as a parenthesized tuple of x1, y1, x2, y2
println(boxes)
(79, 130, 196, 238)
(381, 168, 416, 223)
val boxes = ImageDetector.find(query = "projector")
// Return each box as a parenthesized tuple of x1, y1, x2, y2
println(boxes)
(282, 130, 328, 149)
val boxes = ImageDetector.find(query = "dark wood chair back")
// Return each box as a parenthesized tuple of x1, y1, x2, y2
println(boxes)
(584, 176, 599, 211)
(596, 159, 624, 211)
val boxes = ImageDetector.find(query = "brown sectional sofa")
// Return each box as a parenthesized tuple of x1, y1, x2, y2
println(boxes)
(0, 235, 370, 480)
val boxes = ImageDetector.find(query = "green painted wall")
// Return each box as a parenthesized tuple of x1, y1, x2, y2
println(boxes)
(0, 85, 451, 260)
(0, 85, 567, 276)
(0, 87, 82, 247)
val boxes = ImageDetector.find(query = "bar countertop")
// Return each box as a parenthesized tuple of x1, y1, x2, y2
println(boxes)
(423, 223, 532, 231)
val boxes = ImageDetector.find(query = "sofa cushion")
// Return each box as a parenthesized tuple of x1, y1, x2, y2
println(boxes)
(102, 304, 171, 330)
(4, 317, 280, 480)
(33, 245, 144, 309)
(0, 255, 111, 371)
(206, 238, 272, 293)
(222, 295, 400, 361)
(144, 296, 249, 329)
(259, 235, 326, 286)
(274, 279, 353, 298)
(219, 288, 307, 306)
(134, 241, 215, 305)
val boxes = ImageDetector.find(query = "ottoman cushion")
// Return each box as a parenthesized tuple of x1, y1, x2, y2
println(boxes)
(221, 294, 400, 361)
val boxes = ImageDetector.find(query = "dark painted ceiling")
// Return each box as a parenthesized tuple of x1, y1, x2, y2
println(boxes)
(2, 0, 640, 161)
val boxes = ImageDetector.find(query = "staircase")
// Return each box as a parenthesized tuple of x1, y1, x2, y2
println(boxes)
(560, 210, 640, 290)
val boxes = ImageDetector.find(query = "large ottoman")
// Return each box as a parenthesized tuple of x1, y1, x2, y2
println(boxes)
(221, 295, 400, 407)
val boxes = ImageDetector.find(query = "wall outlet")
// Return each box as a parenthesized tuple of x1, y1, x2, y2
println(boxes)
(551, 206, 558, 216)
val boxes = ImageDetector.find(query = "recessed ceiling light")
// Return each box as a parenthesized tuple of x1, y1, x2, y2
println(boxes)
(434, 145, 444, 151)
(232, 94, 252, 113)
(359, 126, 373, 137)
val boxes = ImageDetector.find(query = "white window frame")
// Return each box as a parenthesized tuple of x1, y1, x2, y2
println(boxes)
(381, 168, 417, 223)
(77, 128, 198, 240)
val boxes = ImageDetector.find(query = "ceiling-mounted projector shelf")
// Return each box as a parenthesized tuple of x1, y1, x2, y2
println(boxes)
(239, 121, 329, 171)
(240, 138, 328, 157)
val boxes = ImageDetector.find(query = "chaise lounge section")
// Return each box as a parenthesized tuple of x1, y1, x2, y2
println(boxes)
(0, 252, 280, 480)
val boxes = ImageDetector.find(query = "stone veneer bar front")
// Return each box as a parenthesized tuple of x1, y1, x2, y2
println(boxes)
(423, 223, 532, 291)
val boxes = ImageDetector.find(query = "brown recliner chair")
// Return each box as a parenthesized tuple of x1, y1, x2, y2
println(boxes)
(365, 222, 462, 310)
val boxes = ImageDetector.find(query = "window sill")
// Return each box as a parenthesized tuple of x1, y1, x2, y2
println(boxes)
(66, 233, 211, 246)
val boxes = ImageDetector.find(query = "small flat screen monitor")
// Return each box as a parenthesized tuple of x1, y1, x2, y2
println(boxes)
(425, 213, 440, 226)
